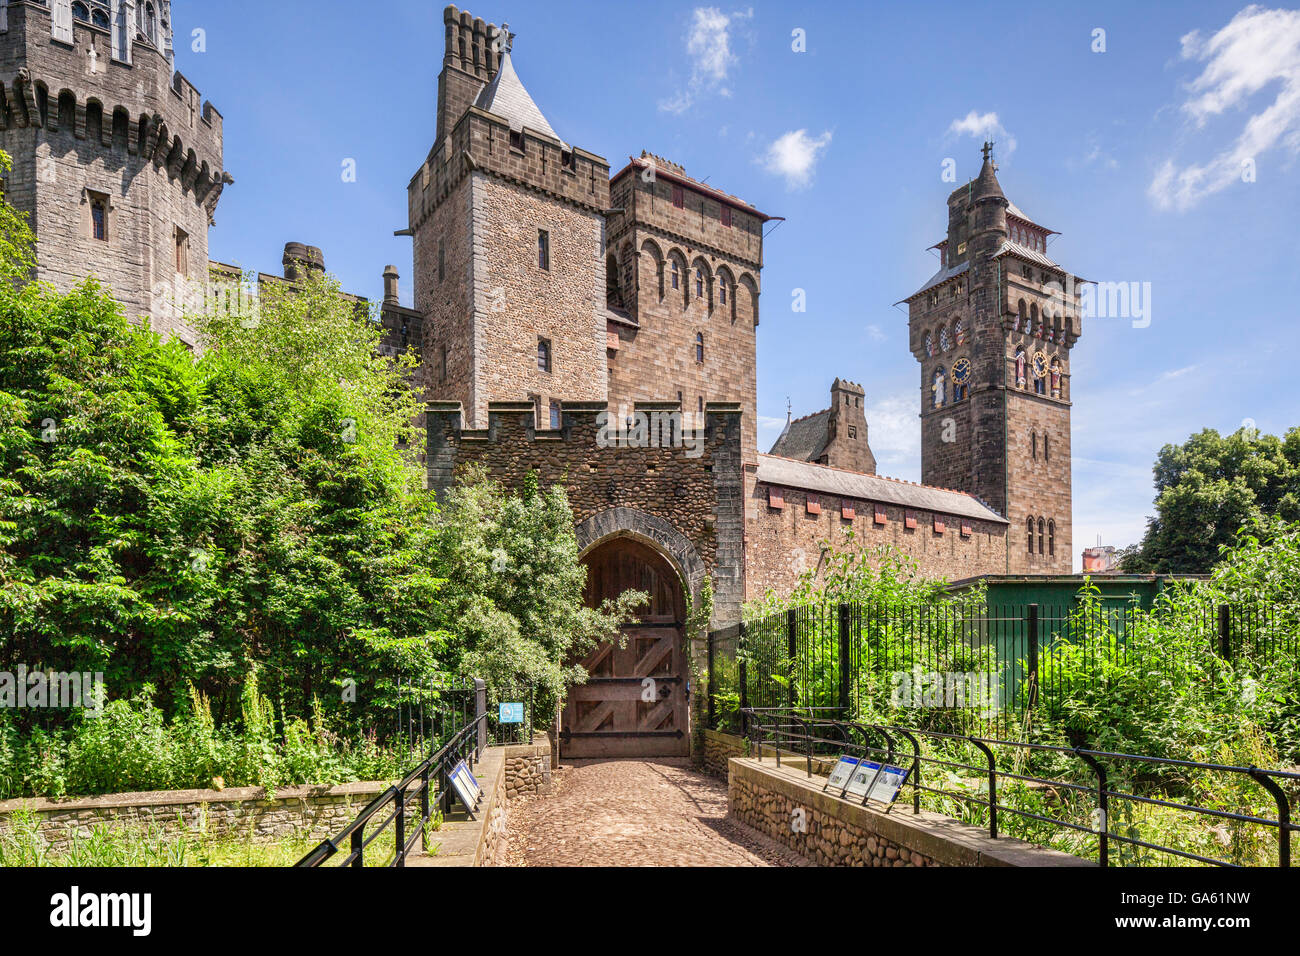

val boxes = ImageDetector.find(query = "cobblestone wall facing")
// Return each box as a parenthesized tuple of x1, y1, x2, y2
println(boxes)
(728, 756, 1090, 867)
(0, 781, 388, 855)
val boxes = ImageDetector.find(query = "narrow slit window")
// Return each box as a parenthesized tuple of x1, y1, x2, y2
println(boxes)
(90, 194, 108, 241)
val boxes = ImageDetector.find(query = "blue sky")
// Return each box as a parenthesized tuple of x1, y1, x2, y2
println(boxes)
(182, 1, 1300, 567)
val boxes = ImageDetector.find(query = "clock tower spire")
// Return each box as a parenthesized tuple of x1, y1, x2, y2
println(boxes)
(899, 148, 1083, 572)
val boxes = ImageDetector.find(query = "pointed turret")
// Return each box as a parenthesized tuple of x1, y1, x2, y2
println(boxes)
(473, 44, 564, 144)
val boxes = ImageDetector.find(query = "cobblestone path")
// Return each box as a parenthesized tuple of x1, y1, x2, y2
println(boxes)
(503, 758, 808, 867)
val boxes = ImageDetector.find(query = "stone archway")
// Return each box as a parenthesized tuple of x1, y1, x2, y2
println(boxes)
(574, 507, 705, 602)
(563, 509, 705, 758)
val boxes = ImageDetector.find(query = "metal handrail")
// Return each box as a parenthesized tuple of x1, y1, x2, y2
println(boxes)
(741, 706, 1297, 868)
(296, 704, 484, 868)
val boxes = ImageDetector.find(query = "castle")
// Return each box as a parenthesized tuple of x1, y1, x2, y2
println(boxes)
(0, 3, 1081, 757)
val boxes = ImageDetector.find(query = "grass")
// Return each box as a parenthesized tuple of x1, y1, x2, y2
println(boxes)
(0, 808, 320, 867)
(0, 799, 447, 867)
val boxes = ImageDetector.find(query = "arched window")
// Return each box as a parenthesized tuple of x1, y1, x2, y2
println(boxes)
(1048, 519, 1056, 557)
(939, 327, 951, 352)
(931, 366, 946, 408)
(72, 2, 90, 22)
(1026, 517, 1034, 555)
(138, 2, 158, 45)
(1044, 432, 1050, 461)
(719, 275, 727, 306)
(1032, 431, 1038, 460)
(1037, 517, 1045, 555)
(92, 7, 110, 29)
(695, 269, 704, 298)
(924, 332, 934, 358)
(670, 259, 680, 290)
(695, 332, 704, 364)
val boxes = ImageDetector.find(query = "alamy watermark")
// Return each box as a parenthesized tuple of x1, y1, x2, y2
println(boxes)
(596, 406, 705, 458)
(1043, 275, 1152, 329)
(0, 665, 104, 716)
(890, 666, 1000, 717)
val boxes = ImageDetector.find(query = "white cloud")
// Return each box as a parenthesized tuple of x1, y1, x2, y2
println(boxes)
(947, 110, 1017, 157)
(866, 324, 887, 343)
(659, 7, 752, 114)
(1149, 5, 1300, 210)
(760, 129, 832, 189)
(864, 392, 919, 476)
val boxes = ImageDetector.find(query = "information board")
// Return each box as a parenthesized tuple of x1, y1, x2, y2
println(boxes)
(498, 702, 524, 724)
(840, 759, 910, 805)
(448, 759, 482, 814)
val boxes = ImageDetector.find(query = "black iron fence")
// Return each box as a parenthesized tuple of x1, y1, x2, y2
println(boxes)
(296, 677, 488, 867)
(485, 686, 537, 747)
(708, 599, 1298, 738)
(743, 707, 1298, 867)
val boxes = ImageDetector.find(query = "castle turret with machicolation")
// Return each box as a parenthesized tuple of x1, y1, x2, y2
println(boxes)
(0, 0, 230, 346)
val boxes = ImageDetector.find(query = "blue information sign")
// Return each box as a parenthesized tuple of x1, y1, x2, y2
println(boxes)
(498, 702, 524, 724)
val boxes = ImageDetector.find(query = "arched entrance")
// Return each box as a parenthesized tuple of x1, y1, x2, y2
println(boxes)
(561, 536, 689, 757)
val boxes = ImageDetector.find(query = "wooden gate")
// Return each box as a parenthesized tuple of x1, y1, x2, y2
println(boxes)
(561, 537, 689, 758)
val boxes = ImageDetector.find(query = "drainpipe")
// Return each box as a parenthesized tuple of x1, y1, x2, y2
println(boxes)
(999, 261, 1011, 574)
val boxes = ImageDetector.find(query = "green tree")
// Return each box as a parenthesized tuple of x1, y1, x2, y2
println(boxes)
(432, 468, 643, 723)
(1124, 426, 1300, 573)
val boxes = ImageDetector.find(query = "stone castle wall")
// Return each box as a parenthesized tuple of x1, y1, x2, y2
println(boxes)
(744, 479, 1008, 601)
(427, 399, 747, 625)
(605, 162, 762, 464)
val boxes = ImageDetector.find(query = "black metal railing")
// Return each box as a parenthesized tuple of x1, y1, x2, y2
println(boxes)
(710, 599, 1299, 738)
(295, 678, 488, 867)
(741, 706, 1299, 868)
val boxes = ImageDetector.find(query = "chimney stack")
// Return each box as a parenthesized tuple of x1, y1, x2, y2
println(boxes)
(383, 265, 400, 305)
(282, 242, 325, 281)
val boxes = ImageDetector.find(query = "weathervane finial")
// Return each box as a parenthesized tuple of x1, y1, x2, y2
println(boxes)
(981, 140, 994, 163)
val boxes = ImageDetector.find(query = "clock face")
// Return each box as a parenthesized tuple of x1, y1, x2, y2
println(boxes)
(952, 357, 972, 386)
(1032, 351, 1049, 379)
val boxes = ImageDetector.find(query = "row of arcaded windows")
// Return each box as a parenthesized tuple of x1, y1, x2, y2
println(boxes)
(1026, 516, 1056, 556)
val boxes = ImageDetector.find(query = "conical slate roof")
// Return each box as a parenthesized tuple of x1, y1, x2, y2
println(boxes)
(473, 52, 563, 145)
(972, 152, 1005, 202)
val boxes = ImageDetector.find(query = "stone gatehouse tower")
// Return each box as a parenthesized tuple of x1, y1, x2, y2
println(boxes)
(901, 145, 1082, 573)
(413, 6, 763, 758)
(0, 0, 231, 346)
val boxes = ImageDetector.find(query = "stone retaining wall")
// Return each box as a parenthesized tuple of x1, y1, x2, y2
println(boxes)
(728, 756, 1090, 867)
(0, 782, 389, 855)
(702, 729, 837, 778)
(702, 729, 747, 776)
(503, 738, 553, 798)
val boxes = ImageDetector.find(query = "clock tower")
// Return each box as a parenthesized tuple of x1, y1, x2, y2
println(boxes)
(900, 145, 1082, 573)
